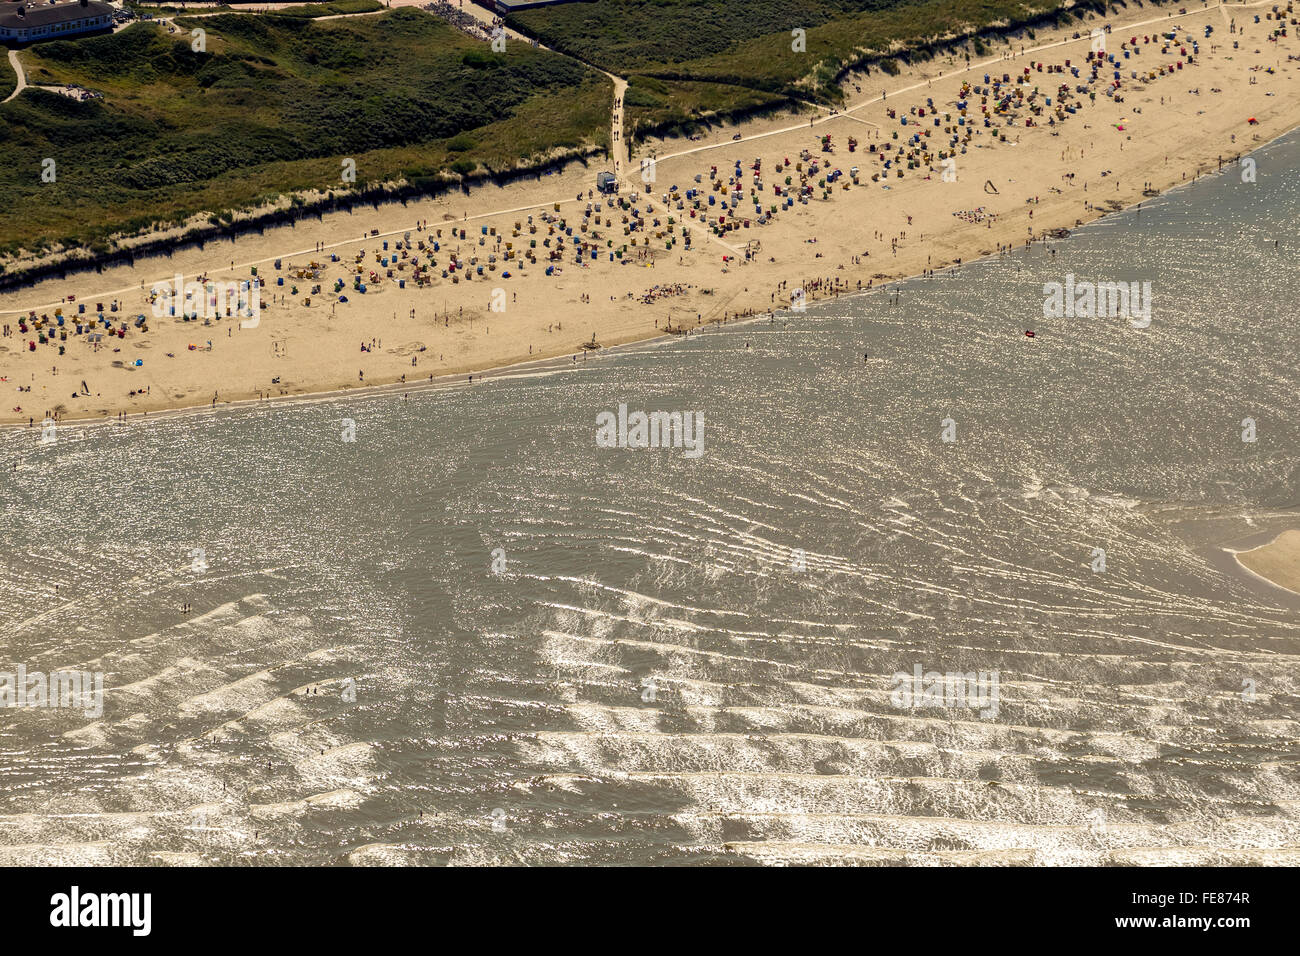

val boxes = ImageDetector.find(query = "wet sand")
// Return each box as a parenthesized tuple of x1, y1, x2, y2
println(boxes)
(1232, 529, 1300, 596)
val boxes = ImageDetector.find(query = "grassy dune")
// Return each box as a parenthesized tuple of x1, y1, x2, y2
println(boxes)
(134, 0, 384, 18)
(0, 10, 609, 258)
(0, 50, 16, 103)
(510, 0, 1107, 134)
(623, 75, 790, 139)
(0, 0, 1119, 258)
(511, 0, 1081, 85)
(260, 0, 386, 18)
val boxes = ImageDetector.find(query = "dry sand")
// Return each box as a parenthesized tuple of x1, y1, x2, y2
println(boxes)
(3, 1, 1299, 427)
(1233, 529, 1300, 595)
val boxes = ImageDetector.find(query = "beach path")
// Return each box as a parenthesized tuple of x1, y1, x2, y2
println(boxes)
(611, 74, 629, 182)
(3, 48, 26, 104)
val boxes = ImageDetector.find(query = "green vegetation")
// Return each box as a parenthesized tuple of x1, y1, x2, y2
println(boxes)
(0, 10, 609, 257)
(511, 0, 1113, 133)
(623, 75, 789, 142)
(513, 0, 883, 74)
(0, 52, 15, 104)
(129, 2, 225, 15)
(265, 0, 385, 20)
(0, 0, 1128, 259)
(133, 0, 382, 15)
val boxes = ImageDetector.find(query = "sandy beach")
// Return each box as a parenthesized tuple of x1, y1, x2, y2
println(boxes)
(1233, 528, 1300, 595)
(3, 1, 1299, 427)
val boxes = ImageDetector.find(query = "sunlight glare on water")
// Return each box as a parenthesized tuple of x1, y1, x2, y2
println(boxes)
(1, 132, 1299, 866)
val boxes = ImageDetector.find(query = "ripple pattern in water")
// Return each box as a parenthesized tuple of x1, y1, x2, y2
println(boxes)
(2, 135, 1299, 866)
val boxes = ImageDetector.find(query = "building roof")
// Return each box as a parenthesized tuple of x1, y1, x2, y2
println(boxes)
(0, 1, 115, 30)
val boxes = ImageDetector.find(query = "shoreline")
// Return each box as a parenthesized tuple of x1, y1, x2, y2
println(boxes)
(0, 177, 1191, 435)
(1227, 529, 1300, 599)
(0, 288, 807, 434)
(4, 1, 1300, 428)
(0, 148, 1282, 435)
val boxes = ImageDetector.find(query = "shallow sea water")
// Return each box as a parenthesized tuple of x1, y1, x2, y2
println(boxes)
(1, 132, 1298, 865)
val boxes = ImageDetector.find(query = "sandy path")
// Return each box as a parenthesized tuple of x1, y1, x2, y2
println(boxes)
(3, 48, 26, 104)
(449, 0, 633, 185)
(611, 75, 629, 182)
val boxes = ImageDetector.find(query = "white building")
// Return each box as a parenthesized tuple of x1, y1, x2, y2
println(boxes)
(0, 1, 115, 45)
